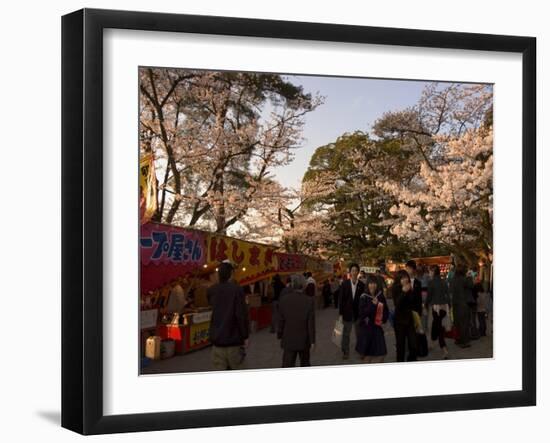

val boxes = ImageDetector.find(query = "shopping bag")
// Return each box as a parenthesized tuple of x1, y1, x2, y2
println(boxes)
(331, 318, 344, 348)
(412, 311, 424, 334)
(445, 325, 459, 340)
(441, 312, 452, 332)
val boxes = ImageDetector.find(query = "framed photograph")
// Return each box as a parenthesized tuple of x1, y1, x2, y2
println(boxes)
(62, 8, 536, 435)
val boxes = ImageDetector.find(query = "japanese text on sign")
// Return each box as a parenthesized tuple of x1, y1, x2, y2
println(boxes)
(141, 223, 206, 266)
(209, 237, 276, 268)
(276, 253, 305, 272)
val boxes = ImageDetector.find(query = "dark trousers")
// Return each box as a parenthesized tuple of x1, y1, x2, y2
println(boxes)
(282, 348, 311, 367)
(469, 305, 480, 339)
(323, 292, 332, 308)
(270, 300, 279, 333)
(477, 312, 487, 336)
(454, 305, 471, 345)
(431, 309, 447, 349)
(395, 322, 417, 362)
(333, 291, 339, 308)
(341, 320, 360, 356)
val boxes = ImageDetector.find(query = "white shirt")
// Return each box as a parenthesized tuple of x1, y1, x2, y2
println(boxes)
(351, 279, 359, 300)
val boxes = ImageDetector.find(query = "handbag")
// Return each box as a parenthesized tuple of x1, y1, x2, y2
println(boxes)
(445, 325, 459, 339)
(331, 318, 344, 347)
(416, 333, 429, 357)
(412, 311, 424, 334)
(441, 311, 452, 332)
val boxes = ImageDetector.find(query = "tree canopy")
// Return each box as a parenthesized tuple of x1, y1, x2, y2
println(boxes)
(289, 83, 493, 264)
(140, 68, 322, 236)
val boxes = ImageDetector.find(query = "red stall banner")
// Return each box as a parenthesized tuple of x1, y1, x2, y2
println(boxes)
(140, 222, 334, 293)
(140, 223, 207, 293)
(275, 252, 306, 274)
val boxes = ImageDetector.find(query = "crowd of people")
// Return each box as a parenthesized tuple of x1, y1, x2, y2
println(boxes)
(206, 259, 492, 370)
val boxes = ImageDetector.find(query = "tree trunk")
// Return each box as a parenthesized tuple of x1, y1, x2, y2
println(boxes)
(214, 172, 226, 235)
(142, 68, 182, 225)
(152, 160, 170, 222)
(165, 198, 182, 224)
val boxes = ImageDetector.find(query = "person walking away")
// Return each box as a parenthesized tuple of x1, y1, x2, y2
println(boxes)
(339, 263, 365, 360)
(278, 274, 316, 367)
(208, 262, 249, 370)
(448, 264, 473, 348)
(419, 265, 431, 336)
(420, 266, 431, 291)
(330, 277, 340, 308)
(322, 279, 332, 308)
(405, 260, 423, 316)
(426, 265, 451, 359)
(469, 272, 482, 340)
(335, 275, 344, 309)
(356, 275, 389, 363)
(476, 286, 489, 337)
(270, 274, 285, 334)
(447, 263, 456, 284)
(393, 270, 418, 362)
(304, 272, 316, 298)
(375, 269, 387, 297)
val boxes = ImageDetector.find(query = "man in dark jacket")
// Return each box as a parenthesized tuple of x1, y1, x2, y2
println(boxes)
(208, 262, 249, 370)
(449, 264, 474, 348)
(339, 263, 366, 359)
(270, 274, 285, 334)
(406, 260, 423, 315)
(278, 274, 316, 367)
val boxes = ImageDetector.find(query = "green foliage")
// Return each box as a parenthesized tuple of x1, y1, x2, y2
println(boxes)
(300, 132, 404, 261)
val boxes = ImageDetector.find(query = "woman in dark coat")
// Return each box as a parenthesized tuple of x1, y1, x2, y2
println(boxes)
(355, 275, 389, 363)
(426, 265, 451, 359)
(393, 270, 418, 362)
(449, 264, 474, 348)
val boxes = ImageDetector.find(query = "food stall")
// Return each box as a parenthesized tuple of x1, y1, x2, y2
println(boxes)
(140, 222, 212, 358)
(386, 256, 452, 278)
(140, 222, 334, 358)
(413, 256, 453, 278)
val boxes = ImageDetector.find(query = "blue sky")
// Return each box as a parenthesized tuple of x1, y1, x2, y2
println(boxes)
(271, 75, 431, 190)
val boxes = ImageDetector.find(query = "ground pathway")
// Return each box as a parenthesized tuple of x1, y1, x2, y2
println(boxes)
(142, 300, 493, 375)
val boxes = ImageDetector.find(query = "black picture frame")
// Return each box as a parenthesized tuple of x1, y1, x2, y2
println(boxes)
(62, 8, 536, 435)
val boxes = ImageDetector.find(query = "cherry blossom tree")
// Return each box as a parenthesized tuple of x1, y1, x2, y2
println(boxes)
(140, 68, 322, 235)
(374, 83, 493, 261)
(288, 83, 493, 263)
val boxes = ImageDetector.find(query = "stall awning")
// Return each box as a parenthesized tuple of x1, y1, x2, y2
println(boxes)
(140, 222, 333, 293)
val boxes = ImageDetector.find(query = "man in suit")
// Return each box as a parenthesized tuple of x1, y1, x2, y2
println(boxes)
(405, 260, 423, 315)
(277, 274, 316, 367)
(338, 263, 365, 359)
(208, 262, 249, 370)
